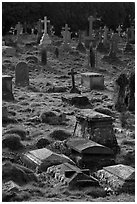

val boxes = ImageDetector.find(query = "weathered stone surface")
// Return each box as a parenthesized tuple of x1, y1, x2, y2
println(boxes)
(95, 164, 135, 194)
(2, 134, 24, 150)
(21, 148, 75, 172)
(47, 162, 99, 188)
(81, 72, 104, 90)
(39, 111, 66, 125)
(4, 127, 27, 140)
(2, 75, 14, 101)
(62, 94, 91, 107)
(26, 56, 38, 63)
(75, 109, 119, 153)
(15, 62, 29, 86)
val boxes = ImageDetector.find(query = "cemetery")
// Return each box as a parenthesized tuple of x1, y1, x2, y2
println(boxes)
(2, 2, 135, 202)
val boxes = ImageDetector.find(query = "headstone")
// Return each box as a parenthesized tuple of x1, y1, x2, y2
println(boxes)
(61, 24, 71, 50)
(66, 138, 114, 168)
(81, 72, 104, 90)
(47, 162, 99, 187)
(130, 26, 135, 42)
(123, 28, 134, 53)
(68, 68, 81, 94)
(54, 47, 59, 58)
(15, 62, 29, 86)
(96, 164, 135, 193)
(15, 22, 23, 42)
(89, 43, 95, 68)
(114, 73, 128, 112)
(127, 72, 135, 112)
(21, 148, 75, 172)
(41, 47, 47, 65)
(39, 16, 51, 46)
(2, 75, 14, 101)
(103, 26, 109, 47)
(76, 30, 86, 53)
(75, 109, 119, 153)
(2, 106, 8, 119)
(116, 25, 122, 36)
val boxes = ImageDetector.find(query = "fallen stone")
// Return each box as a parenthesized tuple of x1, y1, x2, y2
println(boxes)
(62, 94, 91, 107)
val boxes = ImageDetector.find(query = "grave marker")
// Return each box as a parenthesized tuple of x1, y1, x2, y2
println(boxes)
(39, 16, 51, 46)
(68, 68, 81, 94)
(116, 25, 122, 36)
(15, 22, 23, 42)
(15, 62, 29, 86)
(61, 24, 71, 50)
(88, 16, 95, 39)
(2, 75, 14, 101)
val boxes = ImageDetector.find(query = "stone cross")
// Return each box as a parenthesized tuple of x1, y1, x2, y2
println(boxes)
(15, 22, 23, 37)
(68, 68, 81, 94)
(41, 16, 50, 34)
(116, 25, 122, 36)
(61, 24, 71, 44)
(88, 16, 95, 38)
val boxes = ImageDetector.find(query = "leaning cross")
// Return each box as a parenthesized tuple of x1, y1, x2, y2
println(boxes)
(116, 25, 122, 36)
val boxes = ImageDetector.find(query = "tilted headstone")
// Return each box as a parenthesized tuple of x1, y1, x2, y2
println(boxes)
(15, 62, 29, 86)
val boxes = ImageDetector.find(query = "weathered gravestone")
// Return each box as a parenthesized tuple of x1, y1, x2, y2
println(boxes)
(61, 24, 72, 51)
(15, 62, 29, 86)
(40, 16, 51, 47)
(81, 72, 104, 90)
(15, 22, 23, 43)
(114, 73, 128, 112)
(116, 25, 122, 37)
(127, 72, 135, 112)
(76, 30, 86, 53)
(21, 148, 75, 172)
(89, 43, 95, 68)
(47, 162, 99, 188)
(75, 109, 119, 153)
(66, 138, 114, 169)
(2, 75, 14, 101)
(36, 19, 43, 44)
(95, 164, 135, 194)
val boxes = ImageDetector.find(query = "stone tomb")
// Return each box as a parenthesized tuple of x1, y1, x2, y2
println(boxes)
(81, 72, 104, 90)
(47, 162, 99, 188)
(96, 164, 135, 193)
(21, 148, 75, 173)
(2, 75, 14, 101)
(15, 62, 29, 86)
(75, 109, 119, 153)
(66, 138, 114, 168)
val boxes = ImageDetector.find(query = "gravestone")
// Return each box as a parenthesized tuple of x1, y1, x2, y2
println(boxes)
(15, 62, 29, 86)
(2, 75, 14, 101)
(127, 72, 135, 112)
(66, 138, 114, 168)
(21, 148, 75, 172)
(61, 24, 71, 50)
(54, 47, 59, 58)
(96, 29, 107, 53)
(15, 22, 23, 42)
(40, 16, 51, 46)
(130, 26, 135, 43)
(47, 162, 99, 187)
(75, 109, 119, 153)
(81, 72, 104, 90)
(76, 30, 86, 53)
(68, 68, 81, 94)
(116, 25, 122, 36)
(88, 16, 95, 39)
(96, 164, 135, 193)
(103, 26, 109, 47)
(89, 43, 95, 68)
(114, 73, 128, 112)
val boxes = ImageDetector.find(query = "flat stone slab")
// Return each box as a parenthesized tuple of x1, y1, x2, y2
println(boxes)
(95, 164, 135, 193)
(21, 148, 75, 172)
(81, 72, 104, 90)
(76, 109, 114, 122)
(62, 94, 91, 107)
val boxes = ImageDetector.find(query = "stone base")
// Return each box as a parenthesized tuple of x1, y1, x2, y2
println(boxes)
(39, 33, 51, 46)
(81, 72, 104, 90)
(70, 87, 81, 94)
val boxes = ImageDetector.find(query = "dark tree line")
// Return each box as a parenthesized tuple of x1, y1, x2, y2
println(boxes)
(2, 2, 135, 35)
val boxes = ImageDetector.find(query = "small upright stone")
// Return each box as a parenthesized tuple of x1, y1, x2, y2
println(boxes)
(2, 75, 14, 101)
(41, 47, 47, 65)
(89, 43, 95, 68)
(54, 47, 59, 58)
(15, 62, 29, 86)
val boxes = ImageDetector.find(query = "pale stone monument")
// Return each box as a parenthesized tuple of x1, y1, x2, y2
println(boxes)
(39, 16, 51, 46)
(116, 25, 122, 36)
